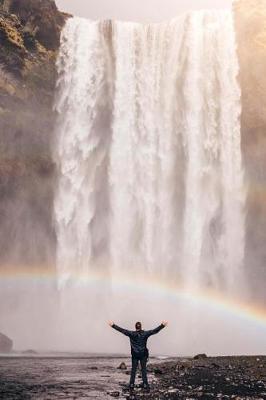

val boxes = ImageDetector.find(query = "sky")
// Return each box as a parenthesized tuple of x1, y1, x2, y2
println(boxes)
(55, 0, 233, 22)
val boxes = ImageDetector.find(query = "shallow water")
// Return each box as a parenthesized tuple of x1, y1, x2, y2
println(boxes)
(0, 357, 133, 399)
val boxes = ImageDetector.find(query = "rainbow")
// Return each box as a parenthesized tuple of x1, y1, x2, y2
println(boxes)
(1, 267, 266, 329)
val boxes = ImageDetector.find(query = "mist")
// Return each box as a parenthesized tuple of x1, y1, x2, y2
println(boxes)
(55, 0, 233, 22)
(1, 273, 265, 355)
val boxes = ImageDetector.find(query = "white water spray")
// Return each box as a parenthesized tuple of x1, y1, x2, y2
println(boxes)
(54, 11, 245, 295)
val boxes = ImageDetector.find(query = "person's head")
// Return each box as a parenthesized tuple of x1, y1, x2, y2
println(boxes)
(135, 321, 142, 331)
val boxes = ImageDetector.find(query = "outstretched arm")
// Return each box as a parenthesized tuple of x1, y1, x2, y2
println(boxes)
(108, 321, 132, 337)
(145, 321, 168, 337)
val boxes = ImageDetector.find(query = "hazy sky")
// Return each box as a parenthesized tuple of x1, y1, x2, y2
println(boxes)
(55, 0, 233, 22)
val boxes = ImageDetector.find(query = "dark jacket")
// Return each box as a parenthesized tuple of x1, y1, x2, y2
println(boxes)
(112, 324, 165, 359)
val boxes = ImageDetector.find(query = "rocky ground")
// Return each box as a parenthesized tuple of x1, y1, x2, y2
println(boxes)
(140, 356, 266, 400)
(0, 356, 265, 399)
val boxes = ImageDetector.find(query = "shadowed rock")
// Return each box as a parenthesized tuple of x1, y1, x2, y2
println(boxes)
(193, 354, 208, 360)
(117, 362, 127, 370)
(0, 332, 13, 353)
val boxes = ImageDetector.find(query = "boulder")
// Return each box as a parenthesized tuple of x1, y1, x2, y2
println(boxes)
(193, 354, 208, 360)
(0, 332, 13, 353)
(117, 362, 127, 370)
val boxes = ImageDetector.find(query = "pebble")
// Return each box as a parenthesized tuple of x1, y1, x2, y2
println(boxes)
(108, 391, 120, 397)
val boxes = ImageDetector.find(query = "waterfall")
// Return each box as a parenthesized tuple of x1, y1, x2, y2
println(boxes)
(54, 11, 245, 294)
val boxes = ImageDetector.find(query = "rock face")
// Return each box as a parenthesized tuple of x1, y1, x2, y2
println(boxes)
(235, 0, 266, 301)
(0, 0, 67, 269)
(0, 332, 13, 353)
(2, 0, 66, 50)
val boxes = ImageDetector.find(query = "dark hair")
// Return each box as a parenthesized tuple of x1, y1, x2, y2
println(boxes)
(135, 322, 142, 330)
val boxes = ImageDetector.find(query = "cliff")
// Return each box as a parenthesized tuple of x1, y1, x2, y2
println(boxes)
(0, 0, 68, 267)
(235, 0, 266, 299)
(0, 0, 66, 98)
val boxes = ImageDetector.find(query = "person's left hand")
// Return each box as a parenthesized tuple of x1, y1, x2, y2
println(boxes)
(108, 321, 114, 327)
(162, 321, 168, 327)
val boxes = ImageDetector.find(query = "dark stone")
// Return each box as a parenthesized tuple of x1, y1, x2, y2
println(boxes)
(194, 354, 208, 360)
(0, 332, 13, 353)
(154, 367, 163, 375)
(211, 362, 220, 369)
(109, 391, 120, 397)
(117, 362, 127, 370)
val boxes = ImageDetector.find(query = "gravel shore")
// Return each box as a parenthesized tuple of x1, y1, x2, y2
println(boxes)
(138, 356, 266, 400)
(0, 356, 265, 399)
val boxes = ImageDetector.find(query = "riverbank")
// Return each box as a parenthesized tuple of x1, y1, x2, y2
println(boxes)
(142, 356, 266, 399)
(0, 356, 265, 399)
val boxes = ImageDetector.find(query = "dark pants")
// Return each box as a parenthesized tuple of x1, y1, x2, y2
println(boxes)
(129, 356, 148, 387)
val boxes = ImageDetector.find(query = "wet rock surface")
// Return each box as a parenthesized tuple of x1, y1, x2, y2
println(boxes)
(0, 356, 265, 399)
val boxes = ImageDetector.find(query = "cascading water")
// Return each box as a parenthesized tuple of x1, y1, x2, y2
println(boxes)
(52, 10, 249, 354)
(54, 10, 245, 292)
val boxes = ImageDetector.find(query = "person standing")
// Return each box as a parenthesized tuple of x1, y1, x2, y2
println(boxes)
(109, 321, 168, 391)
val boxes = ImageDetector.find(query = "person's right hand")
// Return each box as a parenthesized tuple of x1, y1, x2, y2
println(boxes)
(108, 321, 114, 327)
(162, 321, 168, 327)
